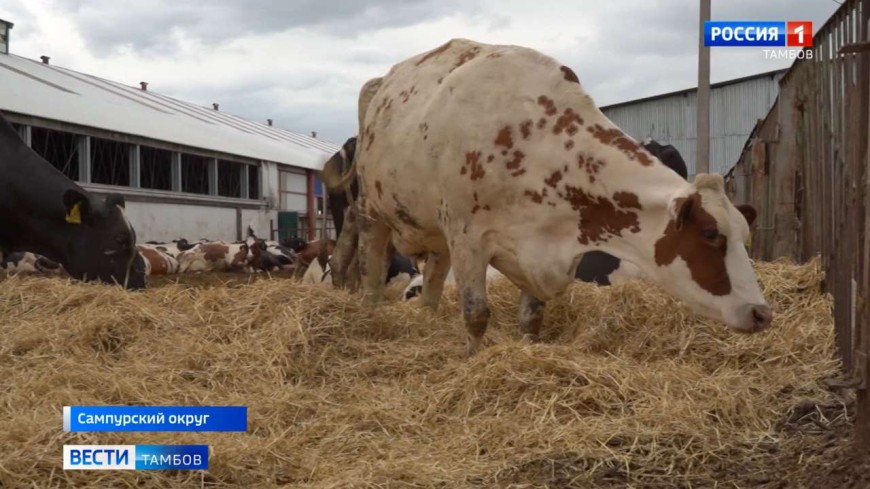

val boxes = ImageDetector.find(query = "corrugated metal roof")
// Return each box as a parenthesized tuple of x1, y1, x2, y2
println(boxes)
(601, 70, 784, 176)
(0, 53, 339, 169)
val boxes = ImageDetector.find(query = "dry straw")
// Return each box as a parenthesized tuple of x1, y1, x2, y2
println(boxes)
(0, 258, 846, 487)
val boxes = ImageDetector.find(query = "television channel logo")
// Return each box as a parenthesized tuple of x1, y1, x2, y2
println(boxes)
(63, 445, 208, 470)
(704, 21, 813, 47)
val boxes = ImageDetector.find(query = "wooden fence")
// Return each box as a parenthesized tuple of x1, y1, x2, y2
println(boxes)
(724, 0, 870, 445)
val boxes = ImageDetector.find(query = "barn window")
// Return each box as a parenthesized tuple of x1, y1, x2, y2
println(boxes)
(90, 137, 130, 186)
(248, 165, 260, 199)
(29, 126, 79, 180)
(278, 169, 307, 211)
(181, 153, 210, 194)
(140, 147, 172, 191)
(217, 159, 242, 198)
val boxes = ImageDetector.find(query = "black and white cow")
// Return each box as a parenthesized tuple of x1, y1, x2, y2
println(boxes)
(305, 250, 418, 287)
(573, 138, 690, 286)
(0, 112, 145, 289)
(0, 251, 64, 275)
(247, 228, 296, 272)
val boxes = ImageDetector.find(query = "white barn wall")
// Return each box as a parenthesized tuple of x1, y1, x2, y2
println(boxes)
(126, 202, 243, 242)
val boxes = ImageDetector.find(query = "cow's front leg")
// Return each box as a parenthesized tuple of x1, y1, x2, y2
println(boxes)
(518, 291, 545, 343)
(358, 210, 392, 305)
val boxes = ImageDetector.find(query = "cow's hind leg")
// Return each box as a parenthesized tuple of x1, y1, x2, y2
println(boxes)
(518, 291, 545, 343)
(450, 246, 491, 358)
(358, 215, 392, 305)
(421, 252, 451, 311)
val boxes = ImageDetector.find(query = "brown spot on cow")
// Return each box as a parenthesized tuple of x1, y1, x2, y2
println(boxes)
(487, 154, 495, 163)
(613, 191, 642, 210)
(505, 150, 525, 170)
(375, 181, 384, 199)
(138, 247, 169, 275)
(230, 246, 251, 268)
(524, 189, 545, 204)
(487, 52, 503, 59)
(450, 47, 482, 73)
(553, 108, 583, 135)
(366, 131, 375, 151)
(400, 89, 411, 103)
(544, 170, 563, 188)
(587, 124, 653, 165)
(393, 194, 423, 229)
(562, 186, 641, 245)
(565, 140, 575, 150)
(560, 65, 580, 83)
(495, 126, 514, 150)
(519, 120, 533, 139)
(547, 202, 557, 208)
(416, 40, 453, 66)
(537, 95, 558, 116)
(465, 151, 485, 181)
(511, 168, 527, 177)
(202, 243, 230, 263)
(654, 193, 731, 295)
(537, 118, 548, 130)
(577, 153, 605, 175)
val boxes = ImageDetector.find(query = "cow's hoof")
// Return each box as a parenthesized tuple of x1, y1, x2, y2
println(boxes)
(465, 336, 482, 359)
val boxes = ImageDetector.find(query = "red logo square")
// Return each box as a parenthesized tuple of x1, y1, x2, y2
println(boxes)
(787, 21, 812, 47)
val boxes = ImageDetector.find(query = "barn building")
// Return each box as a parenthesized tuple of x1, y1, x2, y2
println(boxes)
(600, 68, 787, 178)
(0, 17, 339, 244)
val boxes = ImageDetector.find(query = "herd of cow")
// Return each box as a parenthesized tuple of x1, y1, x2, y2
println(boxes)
(0, 38, 774, 356)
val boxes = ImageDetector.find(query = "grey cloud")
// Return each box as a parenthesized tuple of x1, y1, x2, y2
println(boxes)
(51, 0, 482, 56)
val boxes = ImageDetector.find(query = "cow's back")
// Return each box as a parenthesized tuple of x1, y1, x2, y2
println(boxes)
(357, 39, 648, 296)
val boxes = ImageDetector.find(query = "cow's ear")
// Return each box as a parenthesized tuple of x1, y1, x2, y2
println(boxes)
(735, 204, 757, 227)
(669, 194, 699, 231)
(63, 189, 91, 225)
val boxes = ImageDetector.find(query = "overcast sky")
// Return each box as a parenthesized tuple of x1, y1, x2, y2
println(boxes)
(0, 0, 839, 144)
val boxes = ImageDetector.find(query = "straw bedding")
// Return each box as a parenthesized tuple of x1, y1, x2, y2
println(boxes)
(0, 258, 861, 488)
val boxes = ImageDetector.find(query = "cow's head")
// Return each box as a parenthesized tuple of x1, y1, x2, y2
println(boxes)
(649, 173, 770, 332)
(62, 190, 145, 290)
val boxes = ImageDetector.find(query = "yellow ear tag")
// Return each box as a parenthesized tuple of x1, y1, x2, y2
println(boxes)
(65, 202, 82, 224)
(745, 235, 752, 249)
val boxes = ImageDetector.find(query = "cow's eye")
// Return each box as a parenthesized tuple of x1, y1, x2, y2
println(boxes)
(702, 229, 719, 241)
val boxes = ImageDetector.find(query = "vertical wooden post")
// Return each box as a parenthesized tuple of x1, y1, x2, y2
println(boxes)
(854, 0, 870, 450)
(696, 0, 711, 176)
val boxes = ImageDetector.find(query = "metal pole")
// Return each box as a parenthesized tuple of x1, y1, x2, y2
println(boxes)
(696, 0, 711, 176)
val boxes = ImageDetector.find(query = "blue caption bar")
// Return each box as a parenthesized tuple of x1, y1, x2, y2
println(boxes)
(63, 406, 247, 432)
(64, 444, 208, 470)
(704, 21, 786, 47)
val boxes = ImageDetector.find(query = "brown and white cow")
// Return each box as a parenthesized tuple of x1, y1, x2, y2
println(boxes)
(177, 242, 254, 273)
(330, 39, 771, 356)
(282, 237, 336, 277)
(136, 245, 180, 276)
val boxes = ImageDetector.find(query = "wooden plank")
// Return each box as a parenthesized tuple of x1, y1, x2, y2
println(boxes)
(854, 0, 870, 449)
